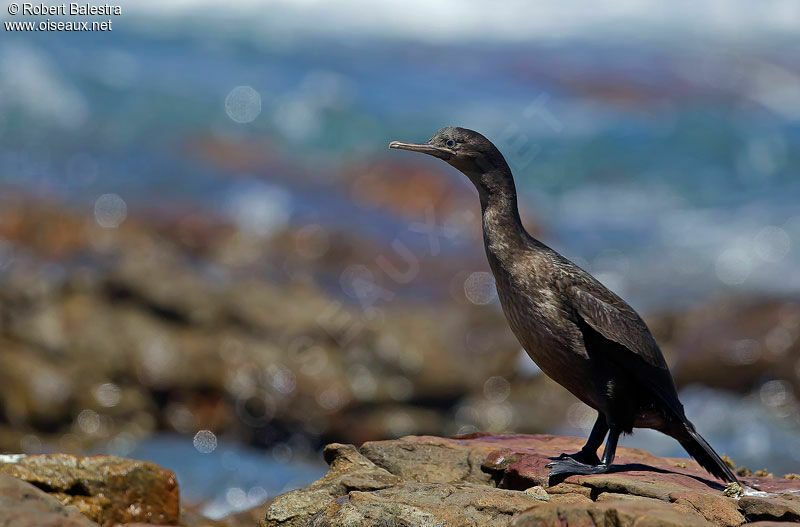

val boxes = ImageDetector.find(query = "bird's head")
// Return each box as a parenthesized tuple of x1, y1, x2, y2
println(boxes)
(389, 127, 512, 197)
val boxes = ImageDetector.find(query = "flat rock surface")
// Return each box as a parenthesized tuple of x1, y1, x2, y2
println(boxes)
(0, 453, 179, 526)
(263, 434, 800, 527)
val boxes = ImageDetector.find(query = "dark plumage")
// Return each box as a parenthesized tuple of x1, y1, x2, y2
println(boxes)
(389, 126, 738, 484)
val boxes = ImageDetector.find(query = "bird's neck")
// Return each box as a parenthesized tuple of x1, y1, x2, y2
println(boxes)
(478, 170, 529, 252)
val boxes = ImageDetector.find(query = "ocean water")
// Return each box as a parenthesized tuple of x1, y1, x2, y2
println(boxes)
(124, 435, 326, 519)
(2, 10, 799, 310)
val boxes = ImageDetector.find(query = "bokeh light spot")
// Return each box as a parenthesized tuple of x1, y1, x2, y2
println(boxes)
(94, 193, 127, 229)
(225, 487, 247, 508)
(93, 382, 121, 408)
(715, 247, 752, 285)
(225, 86, 262, 123)
(76, 409, 100, 435)
(193, 429, 218, 454)
(464, 271, 496, 305)
(754, 226, 791, 263)
(483, 376, 511, 403)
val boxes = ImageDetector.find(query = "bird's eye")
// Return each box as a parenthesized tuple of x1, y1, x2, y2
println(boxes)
(445, 139, 456, 148)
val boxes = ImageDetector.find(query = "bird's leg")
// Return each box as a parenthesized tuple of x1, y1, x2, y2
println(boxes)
(599, 427, 619, 466)
(553, 414, 608, 465)
(547, 426, 620, 484)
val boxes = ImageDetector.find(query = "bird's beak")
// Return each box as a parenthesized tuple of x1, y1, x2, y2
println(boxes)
(389, 141, 453, 160)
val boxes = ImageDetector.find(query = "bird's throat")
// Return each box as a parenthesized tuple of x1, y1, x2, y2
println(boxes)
(480, 183, 528, 254)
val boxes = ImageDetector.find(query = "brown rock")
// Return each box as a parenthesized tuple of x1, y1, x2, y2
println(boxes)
(738, 494, 800, 522)
(263, 443, 400, 527)
(263, 434, 800, 527)
(670, 490, 744, 526)
(310, 482, 544, 527)
(0, 473, 98, 527)
(655, 298, 800, 393)
(358, 435, 496, 485)
(0, 454, 179, 526)
(511, 498, 712, 527)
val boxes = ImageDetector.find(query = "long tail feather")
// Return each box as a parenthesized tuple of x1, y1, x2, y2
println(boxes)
(672, 420, 738, 483)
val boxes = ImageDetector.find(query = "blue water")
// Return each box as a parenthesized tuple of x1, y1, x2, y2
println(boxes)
(123, 435, 325, 519)
(2, 22, 799, 310)
(562, 385, 800, 476)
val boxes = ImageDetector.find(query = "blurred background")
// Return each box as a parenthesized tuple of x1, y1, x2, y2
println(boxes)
(1, 0, 800, 518)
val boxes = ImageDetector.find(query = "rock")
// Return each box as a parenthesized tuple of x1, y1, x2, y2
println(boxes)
(738, 494, 800, 522)
(0, 473, 98, 527)
(523, 485, 550, 501)
(264, 443, 400, 526)
(511, 498, 711, 527)
(215, 504, 271, 527)
(0, 454, 179, 526)
(654, 297, 800, 393)
(670, 490, 745, 526)
(263, 434, 800, 527)
(310, 482, 545, 527)
(0, 197, 534, 454)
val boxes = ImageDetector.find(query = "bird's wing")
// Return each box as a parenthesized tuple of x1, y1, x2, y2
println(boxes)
(567, 284, 684, 415)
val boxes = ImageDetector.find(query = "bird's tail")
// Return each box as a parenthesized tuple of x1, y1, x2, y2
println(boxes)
(670, 419, 739, 483)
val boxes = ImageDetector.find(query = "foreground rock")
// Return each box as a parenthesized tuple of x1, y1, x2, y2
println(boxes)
(0, 473, 97, 527)
(0, 453, 179, 526)
(263, 434, 800, 527)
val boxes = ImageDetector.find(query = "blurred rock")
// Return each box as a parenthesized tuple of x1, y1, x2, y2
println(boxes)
(0, 196, 529, 453)
(654, 298, 800, 393)
(0, 454, 179, 526)
(2, 193, 798, 467)
(179, 503, 267, 527)
(345, 158, 543, 240)
(264, 434, 800, 527)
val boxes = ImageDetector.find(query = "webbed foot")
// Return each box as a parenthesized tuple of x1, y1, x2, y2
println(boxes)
(551, 450, 601, 465)
(546, 457, 609, 485)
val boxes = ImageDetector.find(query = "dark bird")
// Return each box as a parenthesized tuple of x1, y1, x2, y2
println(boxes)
(389, 127, 738, 484)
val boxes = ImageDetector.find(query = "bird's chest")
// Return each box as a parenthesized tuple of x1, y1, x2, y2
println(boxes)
(491, 260, 567, 351)
(487, 248, 592, 387)
(489, 254, 570, 354)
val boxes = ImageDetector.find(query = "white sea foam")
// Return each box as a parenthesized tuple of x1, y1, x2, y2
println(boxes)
(0, 454, 27, 463)
(0, 45, 88, 130)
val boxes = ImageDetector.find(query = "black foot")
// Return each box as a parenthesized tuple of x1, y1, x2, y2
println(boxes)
(546, 458, 609, 485)
(551, 450, 601, 465)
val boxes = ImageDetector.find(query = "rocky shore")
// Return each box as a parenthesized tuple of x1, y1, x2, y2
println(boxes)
(1, 195, 798, 460)
(1, 195, 799, 525)
(265, 434, 800, 527)
(2, 434, 799, 526)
